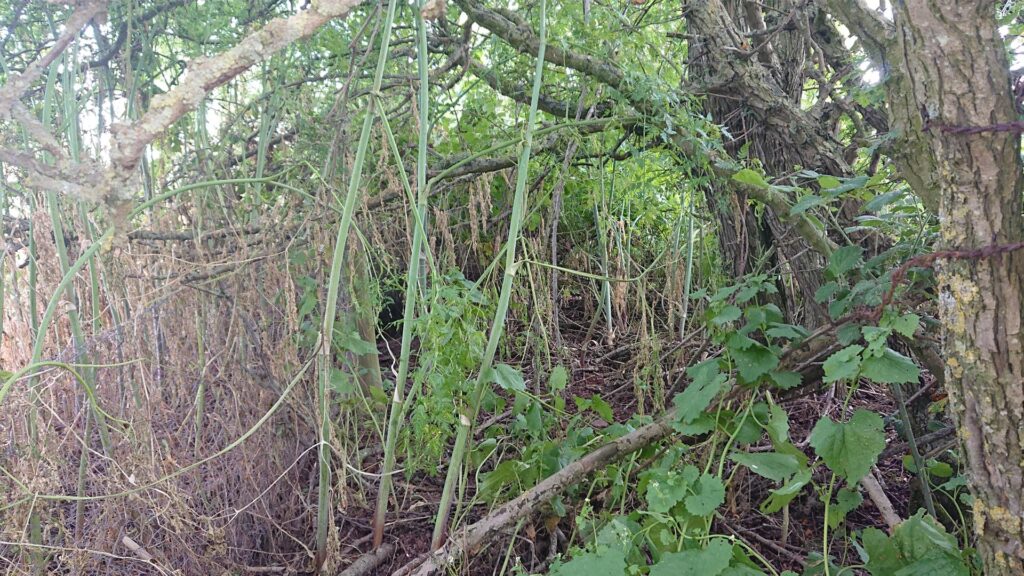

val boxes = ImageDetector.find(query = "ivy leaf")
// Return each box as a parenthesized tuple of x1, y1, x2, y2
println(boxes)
(492, 364, 525, 392)
(810, 409, 885, 482)
(729, 452, 801, 482)
(650, 538, 733, 576)
(733, 168, 769, 189)
(823, 345, 864, 383)
(861, 348, 920, 384)
(685, 474, 726, 516)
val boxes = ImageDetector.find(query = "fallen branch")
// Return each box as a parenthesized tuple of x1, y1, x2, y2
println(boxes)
(393, 409, 678, 576)
(337, 543, 395, 576)
(860, 470, 903, 532)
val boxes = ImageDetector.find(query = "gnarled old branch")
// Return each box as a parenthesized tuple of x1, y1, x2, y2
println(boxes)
(0, 0, 366, 210)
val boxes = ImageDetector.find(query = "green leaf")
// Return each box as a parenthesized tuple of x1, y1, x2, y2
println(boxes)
(765, 403, 790, 444)
(650, 538, 733, 576)
(330, 368, 355, 395)
(861, 348, 920, 384)
(673, 360, 727, 428)
(817, 175, 842, 189)
(828, 245, 864, 278)
(810, 409, 885, 482)
(822, 345, 864, 383)
(826, 486, 864, 528)
(549, 365, 568, 392)
(492, 364, 525, 392)
(888, 313, 920, 338)
(733, 168, 769, 189)
(729, 452, 801, 482)
(863, 189, 904, 212)
(768, 370, 801, 390)
(790, 194, 825, 215)
(712, 304, 743, 326)
(553, 548, 628, 576)
(685, 474, 726, 516)
(761, 468, 812, 513)
(645, 469, 692, 514)
(861, 512, 969, 576)
(590, 394, 615, 422)
(728, 334, 779, 383)
(766, 324, 807, 340)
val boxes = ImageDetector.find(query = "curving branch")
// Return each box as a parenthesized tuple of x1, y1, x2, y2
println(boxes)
(0, 0, 368, 211)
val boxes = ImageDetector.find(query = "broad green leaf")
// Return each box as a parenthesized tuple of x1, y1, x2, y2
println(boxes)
(761, 468, 812, 513)
(650, 538, 733, 576)
(590, 394, 614, 422)
(768, 370, 801, 390)
(733, 168, 769, 189)
(685, 473, 726, 516)
(645, 469, 691, 514)
(828, 245, 864, 278)
(553, 548, 628, 576)
(888, 313, 920, 338)
(863, 189, 904, 212)
(673, 360, 727, 427)
(822, 345, 864, 383)
(818, 175, 842, 189)
(730, 452, 801, 482)
(861, 348, 920, 384)
(712, 304, 743, 325)
(728, 334, 779, 383)
(861, 512, 969, 576)
(810, 409, 885, 482)
(765, 403, 790, 444)
(766, 324, 807, 340)
(492, 364, 525, 392)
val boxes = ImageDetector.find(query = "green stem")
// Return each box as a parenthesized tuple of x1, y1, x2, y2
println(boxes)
(431, 0, 548, 549)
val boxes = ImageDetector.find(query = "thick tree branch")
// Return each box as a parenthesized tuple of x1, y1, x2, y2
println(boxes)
(824, 0, 895, 60)
(0, 0, 106, 115)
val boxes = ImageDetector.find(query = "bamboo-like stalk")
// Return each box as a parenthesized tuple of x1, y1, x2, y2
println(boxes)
(679, 188, 696, 339)
(430, 0, 548, 549)
(314, 0, 399, 564)
(371, 0, 434, 548)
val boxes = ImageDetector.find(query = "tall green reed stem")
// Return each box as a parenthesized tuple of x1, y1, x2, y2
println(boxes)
(371, 0, 435, 548)
(314, 0, 398, 564)
(430, 0, 548, 550)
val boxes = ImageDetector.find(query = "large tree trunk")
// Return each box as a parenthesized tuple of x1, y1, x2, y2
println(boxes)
(884, 3, 1024, 572)
(686, 0, 841, 327)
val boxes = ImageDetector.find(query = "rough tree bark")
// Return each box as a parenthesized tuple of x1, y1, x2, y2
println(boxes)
(831, 2, 1024, 572)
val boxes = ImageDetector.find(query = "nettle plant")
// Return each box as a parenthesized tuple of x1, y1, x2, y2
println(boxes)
(543, 247, 972, 575)
(404, 272, 492, 472)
